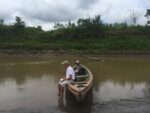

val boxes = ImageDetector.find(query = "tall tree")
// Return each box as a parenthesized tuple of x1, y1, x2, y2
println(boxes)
(145, 9, 150, 25)
(37, 26, 43, 31)
(54, 22, 64, 29)
(92, 15, 102, 25)
(130, 10, 137, 25)
(0, 18, 4, 25)
(14, 16, 25, 29)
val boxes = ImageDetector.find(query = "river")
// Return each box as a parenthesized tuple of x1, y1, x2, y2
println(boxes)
(0, 55, 150, 113)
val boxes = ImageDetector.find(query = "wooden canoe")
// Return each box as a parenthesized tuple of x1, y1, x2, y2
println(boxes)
(67, 65, 93, 102)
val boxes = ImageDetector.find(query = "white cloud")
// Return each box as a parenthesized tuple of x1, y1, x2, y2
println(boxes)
(0, 0, 150, 30)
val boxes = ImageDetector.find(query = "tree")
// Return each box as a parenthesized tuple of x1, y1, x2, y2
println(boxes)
(14, 16, 25, 29)
(0, 18, 4, 25)
(130, 10, 137, 25)
(76, 15, 104, 39)
(53, 22, 64, 30)
(145, 9, 150, 25)
(37, 26, 43, 31)
(92, 15, 102, 25)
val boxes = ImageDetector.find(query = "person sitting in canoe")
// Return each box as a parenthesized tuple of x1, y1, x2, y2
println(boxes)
(58, 60, 75, 99)
(74, 60, 86, 76)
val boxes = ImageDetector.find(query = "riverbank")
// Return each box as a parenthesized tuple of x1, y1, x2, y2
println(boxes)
(1, 15, 150, 59)
(1, 50, 150, 58)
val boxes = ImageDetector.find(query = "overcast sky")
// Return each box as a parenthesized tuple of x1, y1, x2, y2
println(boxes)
(0, 0, 150, 30)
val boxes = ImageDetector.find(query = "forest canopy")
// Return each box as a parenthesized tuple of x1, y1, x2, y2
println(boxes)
(0, 13, 150, 53)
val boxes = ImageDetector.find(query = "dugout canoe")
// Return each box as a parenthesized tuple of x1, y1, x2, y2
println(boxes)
(67, 65, 93, 102)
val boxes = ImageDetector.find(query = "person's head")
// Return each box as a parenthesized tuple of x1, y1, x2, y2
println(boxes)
(75, 60, 80, 65)
(61, 60, 70, 68)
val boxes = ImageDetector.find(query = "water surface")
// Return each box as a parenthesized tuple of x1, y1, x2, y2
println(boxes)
(0, 55, 150, 113)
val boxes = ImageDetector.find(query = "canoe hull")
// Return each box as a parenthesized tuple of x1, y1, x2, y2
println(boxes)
(67, 65, 93, 103)
(74, 83, 93, 102)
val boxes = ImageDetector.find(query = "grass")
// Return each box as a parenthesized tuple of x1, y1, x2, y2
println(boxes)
(1, 37, 150, 54)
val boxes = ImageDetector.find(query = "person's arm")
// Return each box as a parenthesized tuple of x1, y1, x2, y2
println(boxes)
(65, 74, 72, 80)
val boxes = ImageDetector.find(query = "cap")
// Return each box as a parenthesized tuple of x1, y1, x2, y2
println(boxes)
(75, 60, 80, 64)
(61, 60, 70, 65)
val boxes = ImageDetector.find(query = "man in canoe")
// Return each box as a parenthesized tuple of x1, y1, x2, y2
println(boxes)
(58, 60, 75, 99)
(74, 60, 86, 75)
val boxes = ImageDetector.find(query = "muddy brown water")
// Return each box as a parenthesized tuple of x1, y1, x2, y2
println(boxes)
(0, 55, 150, 113)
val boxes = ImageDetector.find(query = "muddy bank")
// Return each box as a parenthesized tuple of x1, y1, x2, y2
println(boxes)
(1, 50, 150, 58)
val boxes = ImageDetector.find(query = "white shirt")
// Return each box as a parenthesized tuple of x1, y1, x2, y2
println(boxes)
(66, 66, 75, 80)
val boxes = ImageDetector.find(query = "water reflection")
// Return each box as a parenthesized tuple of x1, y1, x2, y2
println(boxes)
(144, 82, 150, 98)
(0, 55, 150, 113)
(94, 81, 150, 102)
(58, 89, 93, 113)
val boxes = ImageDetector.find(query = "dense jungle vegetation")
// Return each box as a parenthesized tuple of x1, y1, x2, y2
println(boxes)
(0, 12, 150, 54)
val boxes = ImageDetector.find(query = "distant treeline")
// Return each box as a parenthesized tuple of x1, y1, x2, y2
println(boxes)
(0, 15, 150, 53)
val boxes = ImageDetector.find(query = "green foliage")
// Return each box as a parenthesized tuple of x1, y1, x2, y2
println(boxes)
(145, 9, 150, 25)
(14, 16, 25, 29)
(145, 9, 150, 18)
(0, 18, 4, 25)
(0, 15, 150, 53)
